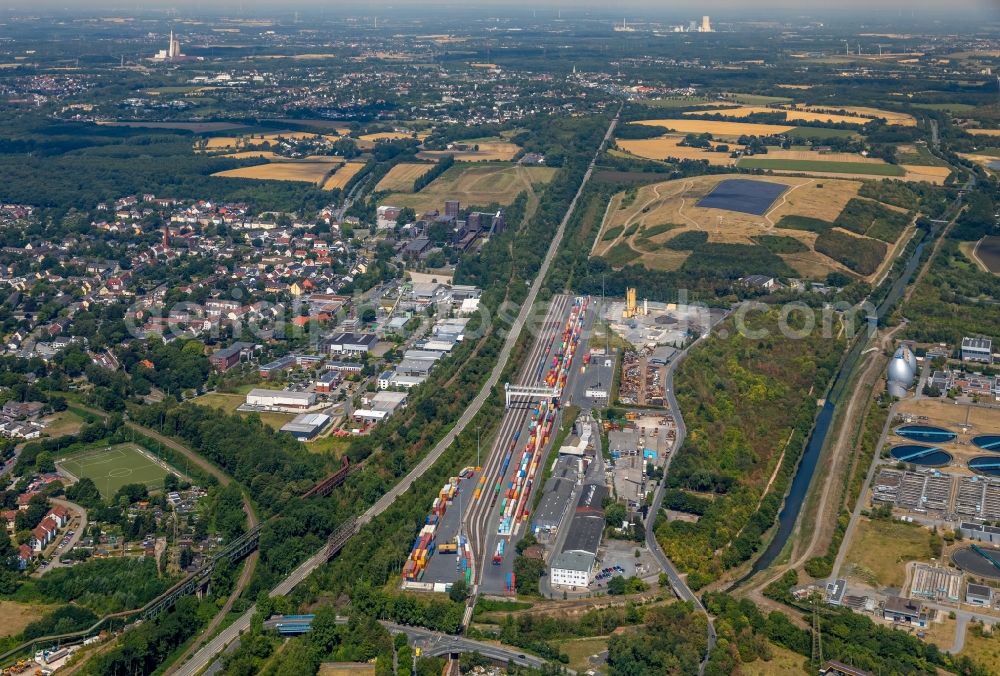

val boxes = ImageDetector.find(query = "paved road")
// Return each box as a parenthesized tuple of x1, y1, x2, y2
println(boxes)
(175, 109, 622, 676)
(36, 498, 87, 573)
(384, 622, 557, 671)
(261, 616, 556, 671)
(643, 328, 718, 672)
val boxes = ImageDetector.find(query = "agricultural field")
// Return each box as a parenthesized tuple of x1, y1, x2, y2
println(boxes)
(633, 118, 795, 138)
(198, 131, 338, 153)
(374, 162, 436, 192)
(959, 152, 1000, 174)
(800, 105, 917, 126)
(57, 444, 173, 500)
(379, 163, 556, 213)
(642, 96, 715, 108)
(417, 140, 521, 162)
(321, 161, 367, 190)
(721, 93, 793, 105)
(895, 143, 949, 166)
(613, 137, 735, 166)
(213, 160, 343, 186)
(964, 128, 1000, 137)
(358, 131, 426, 142)
(843, 518, 933, 589)
(592, 174, 906, 280)
(686, 105, 878, 125)
(736, 157, 906, 177)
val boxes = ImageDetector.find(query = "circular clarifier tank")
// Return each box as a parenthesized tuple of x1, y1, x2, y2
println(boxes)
(889, 444, 952, 466)
(972, 435, 1000, 453)
(894, 425, 957, 443)
(969, 456, 1000, 477)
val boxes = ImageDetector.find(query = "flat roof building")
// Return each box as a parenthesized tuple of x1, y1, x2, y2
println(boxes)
(354, 391, 408, 423)
(280, 413, 332, 441)
(533, 456, 580, 535)
(966, 583, 992, 606)
(549, 482, 606, 588)
(550, 551, 595, 588)
(260, 355, 296, 378)
(396, 359, 435, 377)
(246, 389, 316, 410)
(960, 522, 1000, 545)
(883, 596, 923, 625)
(962, 337, 993, 364)
(324, 332, 378, 355)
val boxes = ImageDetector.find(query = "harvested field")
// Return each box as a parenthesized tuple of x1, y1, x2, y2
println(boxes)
(633, 118, 795, 138)
(213, 160, 342, 185)
(224, 151, 283, 160)
(687, 105, 873, 125)
(614, 136, 736, 165)
(965, 129, 1000, 137)
(199, 131, 338, 152)
(592, 174, 901, 281)
(417, 141, 520, 162)
(899, 164, 952, 184)
(799, 105, 916, 126)
(321, 162, 367, 190)
(379, 163, 555, 213)
(374, 162, 436, 192)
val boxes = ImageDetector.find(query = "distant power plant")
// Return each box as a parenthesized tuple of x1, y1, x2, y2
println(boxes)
(887, 345, 917, 398)
(669, 16, 713, 33)
(152, 30, 191, 62)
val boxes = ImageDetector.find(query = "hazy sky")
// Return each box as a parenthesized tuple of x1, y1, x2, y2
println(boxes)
(9, 0, 999, 10)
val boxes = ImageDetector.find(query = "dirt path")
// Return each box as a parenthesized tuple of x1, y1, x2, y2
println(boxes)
(594, 183, 665, 257)
(738, 215, 955, 601)
(762, 179, 814, 230)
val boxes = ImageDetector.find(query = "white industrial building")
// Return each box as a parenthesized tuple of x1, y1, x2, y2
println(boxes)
(353, 391, 408, 423)
(245, 389, 316, 410)
(550, 551, 594, 587)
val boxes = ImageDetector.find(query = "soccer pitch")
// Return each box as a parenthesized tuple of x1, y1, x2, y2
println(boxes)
(58, 444, 171, 500)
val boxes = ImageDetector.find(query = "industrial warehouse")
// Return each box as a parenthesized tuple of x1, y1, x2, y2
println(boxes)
(549, 481, 607, 589)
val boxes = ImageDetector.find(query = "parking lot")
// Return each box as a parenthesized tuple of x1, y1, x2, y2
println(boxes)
(590, 539, 659, 591)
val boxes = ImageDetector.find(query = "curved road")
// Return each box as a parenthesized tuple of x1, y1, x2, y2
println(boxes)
(36, 498, 88, 573)
(644, 328, 719, 672)
(172, 110, 622, 676)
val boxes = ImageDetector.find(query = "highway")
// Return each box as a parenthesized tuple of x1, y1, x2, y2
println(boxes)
(173, 109, 621, 676)
(643, 329, 719, 673)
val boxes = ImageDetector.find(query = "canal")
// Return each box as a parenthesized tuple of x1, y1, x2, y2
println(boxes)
(735, 210, 950, 583)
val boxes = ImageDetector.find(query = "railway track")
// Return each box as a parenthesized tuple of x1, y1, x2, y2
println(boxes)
(464, 294, 573, 591)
